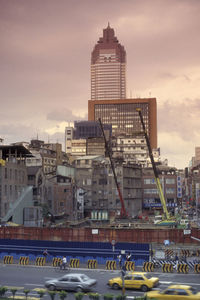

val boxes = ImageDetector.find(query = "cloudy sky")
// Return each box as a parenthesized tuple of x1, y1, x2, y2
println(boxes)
(0, 0, 200, 169)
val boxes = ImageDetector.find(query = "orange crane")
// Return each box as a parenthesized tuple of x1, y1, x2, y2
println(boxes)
(98, 118, 127, 218)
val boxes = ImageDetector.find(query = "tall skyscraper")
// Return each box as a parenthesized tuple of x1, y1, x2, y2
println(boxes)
(91, 23, 126, 100)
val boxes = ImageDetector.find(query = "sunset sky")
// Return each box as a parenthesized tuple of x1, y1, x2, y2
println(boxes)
(0, 0, 200, 169)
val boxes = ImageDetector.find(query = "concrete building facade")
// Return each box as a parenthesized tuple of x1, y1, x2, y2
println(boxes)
(73, 155, 142, 220)
(88, 97, 157, 150)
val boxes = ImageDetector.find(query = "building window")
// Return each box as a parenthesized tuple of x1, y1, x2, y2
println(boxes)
(10, 185, 12, 196)
(166, 178, 175, 184)
(166, 188, 175, 194)
(4, 185, 7, 196)
(144, 178, 155, 184)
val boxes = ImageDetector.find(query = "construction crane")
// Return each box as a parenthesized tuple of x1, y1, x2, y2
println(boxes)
(136, 108, 175, 225)
(98, 118, 127, 218)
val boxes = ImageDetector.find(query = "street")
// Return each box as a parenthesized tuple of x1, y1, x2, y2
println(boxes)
(0, 264, 200, 299)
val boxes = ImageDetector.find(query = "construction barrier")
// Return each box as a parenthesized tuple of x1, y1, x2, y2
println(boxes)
(180, 249, 190, 257)
(162, 263, 173, 273)
(165, 249, 174, 258)
(124, 261, 135, 271)
(3, 255, 13, 264)
(35, 257, 46, 266)
(177, 263, 189, 274)
(143, 262, 154, 272)
(87, 259, 97, 269)
(196, 250, 200, 257)
(52, 257, 62, 267)
(70, 258, 79, 268)
(19, 256, 29, 265)
(106, 260, 117, 270)
(194, 264, 200, 274)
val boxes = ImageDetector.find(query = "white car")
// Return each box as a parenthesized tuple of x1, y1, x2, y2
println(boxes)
(45, 273, 97, 292)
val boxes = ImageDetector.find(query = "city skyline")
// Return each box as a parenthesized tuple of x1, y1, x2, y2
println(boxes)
(0, 0, 200, 169)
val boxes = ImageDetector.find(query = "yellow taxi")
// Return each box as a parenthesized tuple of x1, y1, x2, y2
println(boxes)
(107, 271, 159, 292)
(145, 284, 200, 299)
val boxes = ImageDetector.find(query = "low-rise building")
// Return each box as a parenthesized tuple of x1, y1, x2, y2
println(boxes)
(73, 155, 142, 220)
(142, 165, 179, 214)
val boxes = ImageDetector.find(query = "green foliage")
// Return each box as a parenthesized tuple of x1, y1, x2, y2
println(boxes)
(48, 290, 57, 300)
(115, 295, 126, 300)
(37, 290, 46, 299)
(10, 288, 18, 300)
(74, 292, 84, 300)
(0, 287, 8, 297)
(59, 290, 68, 300)
(103, 293, 114, 300)
(88, 292, 100, 300)
(23, 289, 30, 300)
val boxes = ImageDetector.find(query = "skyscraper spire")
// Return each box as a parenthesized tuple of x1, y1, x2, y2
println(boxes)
(91, 25, 126, 100)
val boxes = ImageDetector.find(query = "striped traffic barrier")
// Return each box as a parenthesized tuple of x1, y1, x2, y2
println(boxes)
(194, 264, 200, 274)
(35, 257, 46, 266)
(52, 257, 62, 267)
(162, 263, 173, 273)
(87, 259, 97, 269)
(177, 263, 189, 274)
(3, 255, 13, 264)
(19, 256, 29, 265)
(165, 249, 174, 258)
(180, 249, 190, 257)
(70, 258, 80, 268)
(106, 260, 117, 270)
(143, 262, 154, 272)
(124, 261, 135, 271)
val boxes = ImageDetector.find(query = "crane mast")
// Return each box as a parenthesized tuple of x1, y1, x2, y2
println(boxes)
(98, 118, 127, 218)
(136, 108, 170, 220)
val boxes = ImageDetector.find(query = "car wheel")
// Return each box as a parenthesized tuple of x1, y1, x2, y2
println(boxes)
(112, 283, 120, 290)
(49, 285, 56, 291)
(76, 287, 82, 293)
(141, 285, 148, 292)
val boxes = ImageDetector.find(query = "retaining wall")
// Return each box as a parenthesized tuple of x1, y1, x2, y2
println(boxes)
(0, 226, 199, 244)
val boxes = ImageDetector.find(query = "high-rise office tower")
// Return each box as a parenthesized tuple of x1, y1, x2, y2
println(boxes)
(91, 23, 126, 100)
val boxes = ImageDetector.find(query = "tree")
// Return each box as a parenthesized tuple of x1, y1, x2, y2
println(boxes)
(23, 289, 30, 300)
(103, 294, 114, 300)
(0, 287, 8, 297)
(88, 292, 100, 300)
(48, 290, 57, 300)
(74, 292, 84, 300)
(10, 288, 18, 300)
(59, 290, 68, 300)
(37, 289, 46, 300)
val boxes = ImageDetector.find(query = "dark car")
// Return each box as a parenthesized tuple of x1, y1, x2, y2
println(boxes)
(45, 273, 97, 292)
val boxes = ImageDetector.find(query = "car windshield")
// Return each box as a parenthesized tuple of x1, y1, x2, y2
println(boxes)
(80, 275, 90, 281)
(145, 274, 152, 279)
